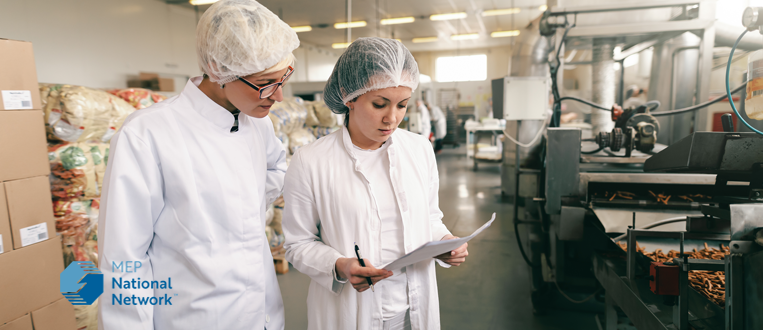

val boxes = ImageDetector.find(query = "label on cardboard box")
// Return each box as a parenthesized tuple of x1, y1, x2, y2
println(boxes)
(1, 90, 33, 110)
(20, 223, 48, 247)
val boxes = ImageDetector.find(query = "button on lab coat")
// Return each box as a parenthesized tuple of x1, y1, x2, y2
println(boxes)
(98, 77, 287, 330)
(283, 126, 452, 330)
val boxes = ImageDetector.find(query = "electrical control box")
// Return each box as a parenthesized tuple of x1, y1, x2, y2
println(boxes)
(501, 77, 549, 121)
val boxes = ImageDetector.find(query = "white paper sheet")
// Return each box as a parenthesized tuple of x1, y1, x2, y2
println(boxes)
(381, 213, 496, 271)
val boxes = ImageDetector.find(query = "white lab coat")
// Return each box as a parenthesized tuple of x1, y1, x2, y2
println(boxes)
(430, 106, 447, 140)
(98, 77, 287, 330)
(419, 104, 431, 139)
(283, 125, 452, 330)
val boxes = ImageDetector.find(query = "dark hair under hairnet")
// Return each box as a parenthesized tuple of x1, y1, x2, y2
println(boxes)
(323, 37, 420, 115)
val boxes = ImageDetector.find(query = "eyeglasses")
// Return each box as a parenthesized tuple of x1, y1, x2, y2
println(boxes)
(237, 66, 294, 99)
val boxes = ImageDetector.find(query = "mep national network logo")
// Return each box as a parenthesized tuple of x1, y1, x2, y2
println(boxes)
(60, 261, 104, 305)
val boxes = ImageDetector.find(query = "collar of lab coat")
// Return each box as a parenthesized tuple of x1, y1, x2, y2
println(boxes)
(182, 76, 238, 131)
(340, 124, 397, 169)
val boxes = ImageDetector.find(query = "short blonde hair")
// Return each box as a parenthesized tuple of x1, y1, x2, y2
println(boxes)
(253, 53, 296, 77)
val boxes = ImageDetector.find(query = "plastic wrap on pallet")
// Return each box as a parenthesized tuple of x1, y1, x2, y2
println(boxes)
(40, 84, 135, 143)
(108, 88, 167, 109)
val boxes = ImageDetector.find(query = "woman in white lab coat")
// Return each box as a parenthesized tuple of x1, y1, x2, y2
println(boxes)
(98, 1, 297, 329)
(416, 100, 432, 141)
(428, 103, 447, 152)
(283, 37, 468, 330)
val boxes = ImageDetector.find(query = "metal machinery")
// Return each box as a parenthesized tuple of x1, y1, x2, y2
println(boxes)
(508, 1, 763, 329)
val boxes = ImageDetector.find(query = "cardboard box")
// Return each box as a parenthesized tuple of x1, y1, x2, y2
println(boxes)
(0, 237, 64, 325)
(129, 72, 175, 92)
(0, 39, 41, 110)
(0, 110, 50, 182)
(4, 176, 55, 250)
(0, 185, 11, 254)
(0, 314, 32, 330)
(31, 298, 76, 330)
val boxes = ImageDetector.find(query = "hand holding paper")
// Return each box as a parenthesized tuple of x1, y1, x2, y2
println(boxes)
(381, 213, 496, 271)
(436, 234, 469, 266)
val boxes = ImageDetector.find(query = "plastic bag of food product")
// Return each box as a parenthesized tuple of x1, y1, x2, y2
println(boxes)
(265, 204, 275, 226)
(49, 143, 89, 200)
(288, 128, 317, 154)
(109, 88, 167, 110)
(312, 101, 338, 127)
(304, 101, 321, 127)
(49, 143, 108, 198)
(307, 126, 340, 139)
(41, 84, 135, 143)
(268, 112, 283, 135)
(74, 300, 98, 330)
(79, 143, 109, 195)
(269, 97, 308, 134)
(58, 198, 100, 268)
(265, 225, 285, 248)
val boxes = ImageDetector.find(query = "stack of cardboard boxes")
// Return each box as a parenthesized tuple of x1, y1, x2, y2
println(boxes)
(0, 38, 77, 330)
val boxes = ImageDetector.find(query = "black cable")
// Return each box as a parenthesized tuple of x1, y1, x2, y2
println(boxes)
(514, 218, 533, 266)
(581, 146, 603, 155)
(558, 96, 610, 111)
(643, 100, 661, 111)
(652, 84, 745, 117)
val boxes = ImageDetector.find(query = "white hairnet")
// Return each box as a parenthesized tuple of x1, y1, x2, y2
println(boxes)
(324, 37, 419, 115)
(196, 0, 300, 85)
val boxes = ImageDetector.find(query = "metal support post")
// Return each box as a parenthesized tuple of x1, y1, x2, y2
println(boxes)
(725, 254, 744, 330)
(674, 232, 689, 330)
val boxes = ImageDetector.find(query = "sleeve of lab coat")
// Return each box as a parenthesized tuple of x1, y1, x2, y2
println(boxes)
(98, 128, 164, 330)
(426, 146, 454, 268)
(264, 120, 287, 205)
(282, 151, 347, 295)
(427, 147, 451, 241)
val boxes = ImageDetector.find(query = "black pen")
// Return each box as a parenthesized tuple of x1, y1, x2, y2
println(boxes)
(354, 242, 374, 292)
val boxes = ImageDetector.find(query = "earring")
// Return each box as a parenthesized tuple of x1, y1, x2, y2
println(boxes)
(220, 84, 225, 89)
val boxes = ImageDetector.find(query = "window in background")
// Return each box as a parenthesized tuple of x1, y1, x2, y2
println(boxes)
(435, 54, 487, 82)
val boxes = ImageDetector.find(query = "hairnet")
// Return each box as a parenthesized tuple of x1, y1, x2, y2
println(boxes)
(323, 37, 419, 115)
(196, 0, 300, 85)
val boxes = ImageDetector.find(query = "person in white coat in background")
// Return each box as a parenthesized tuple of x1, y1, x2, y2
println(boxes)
(98, 1, 297, 329)
(416, 100, 431, 142)
(282, 37, 469, 330)
(427, 102, 447, 153)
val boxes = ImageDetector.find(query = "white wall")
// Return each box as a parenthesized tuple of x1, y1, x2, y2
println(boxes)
(0, 0, 200, 89)
(0, 0, 343, 95)
(291, 43, 341, 83)
(412, 46, 511, 117)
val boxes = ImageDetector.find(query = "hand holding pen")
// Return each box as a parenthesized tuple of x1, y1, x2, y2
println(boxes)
(334, 244, 393, 293)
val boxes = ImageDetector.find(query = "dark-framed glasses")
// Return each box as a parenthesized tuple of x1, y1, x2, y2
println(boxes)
(237, 66, 294, 99)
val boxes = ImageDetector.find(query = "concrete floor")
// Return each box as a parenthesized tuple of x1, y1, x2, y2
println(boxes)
(277, 146, 601, 329)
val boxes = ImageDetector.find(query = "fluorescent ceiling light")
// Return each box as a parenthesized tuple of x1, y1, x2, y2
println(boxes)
(451, 33, 479, 40)
(412, 37, 439, 43)
(381, 17, 415, 25)
(430, 12, 467, 21)
(482, 8, 520, 16)
(332, 43, 351, 49)
(538, 5, 548, 11)
(190, 0, 218, 5)
(334, 21, 367, 29)
(291, 26, 312, 33)
(491, 30, 520, 38)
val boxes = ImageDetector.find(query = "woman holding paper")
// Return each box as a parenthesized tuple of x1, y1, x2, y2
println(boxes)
(282, 37, 468, 330)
